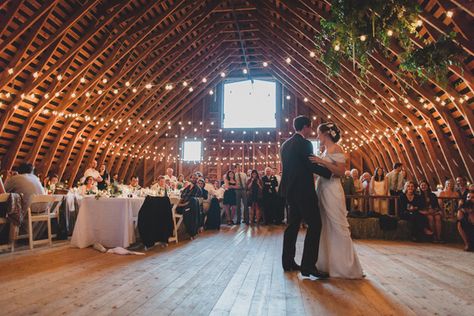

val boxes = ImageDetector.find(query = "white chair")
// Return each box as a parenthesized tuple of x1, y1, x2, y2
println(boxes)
(0, 193, 17, 252)
(27, 195, 63, 250)
(168, 198, 183, 244)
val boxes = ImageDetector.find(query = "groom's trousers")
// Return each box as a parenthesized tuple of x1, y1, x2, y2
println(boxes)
(282, 193, 322, 271)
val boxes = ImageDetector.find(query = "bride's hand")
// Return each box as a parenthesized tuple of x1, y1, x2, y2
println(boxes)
(309, 155, 324, 165)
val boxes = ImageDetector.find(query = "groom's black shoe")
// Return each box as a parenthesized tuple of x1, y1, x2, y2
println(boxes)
(300, 269, 329, 279)
(282, 262, 301, 272)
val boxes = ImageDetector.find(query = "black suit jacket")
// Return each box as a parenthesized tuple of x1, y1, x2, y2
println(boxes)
(279, 133, 332, 203)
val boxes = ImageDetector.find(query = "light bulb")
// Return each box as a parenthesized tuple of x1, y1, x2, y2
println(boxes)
(102, 78, 108, 84)
(387, 30, 393, 36)
(309, 51, 316, 57)
(286, 57, 291, 64)
(263, 61, 268, 67)
(360, 35, 367, 41)
(202, 78, 207, 83)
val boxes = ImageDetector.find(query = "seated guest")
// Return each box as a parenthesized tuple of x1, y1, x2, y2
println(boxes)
(82, 160, 103, 184)
(457, 192, 474, 251)
(4, 163, 45, 208)
(399, 181, 432, 241)
(246, 170, 263, 225)
(78, 176, 98, 195)
(97, 164, 110, 191)
(151, 176, 168, 197)
(45, 174, 59, 194)
(164, 168, 177, 184)
(176, 172, 202, 239)
(438, 179, 460, 218)
(176, 174, 185, 190)
(197, 178, 209, 210)
(204, 177, 214, 193)
(341, 170, 355, 212)
(456, 176, 468, 205)
(112, 173, 120, 185)
(419, 180, 443, 243)
(128, 176, 141, 191)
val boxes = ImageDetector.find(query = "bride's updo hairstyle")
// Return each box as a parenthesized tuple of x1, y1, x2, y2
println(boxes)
(318, 122, 341, 143)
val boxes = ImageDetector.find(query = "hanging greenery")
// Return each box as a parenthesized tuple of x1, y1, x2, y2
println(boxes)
(315, 0, 465, 85)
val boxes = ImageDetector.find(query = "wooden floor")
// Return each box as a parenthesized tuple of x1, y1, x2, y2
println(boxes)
(0, 226, 472, 316)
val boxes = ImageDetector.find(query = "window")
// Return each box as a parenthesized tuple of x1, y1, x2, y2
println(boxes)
(310, 140, 321, 156)
(222, 79, 277, 129)
(182, 141, 202, 161)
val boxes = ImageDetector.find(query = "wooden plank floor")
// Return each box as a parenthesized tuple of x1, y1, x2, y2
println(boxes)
(0, 225, 472, 316)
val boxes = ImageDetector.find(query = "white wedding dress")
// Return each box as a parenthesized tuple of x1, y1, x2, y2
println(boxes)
(316, 152, 364, 279)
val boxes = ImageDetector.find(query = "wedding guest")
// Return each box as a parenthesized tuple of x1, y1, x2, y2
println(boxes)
(78, 176, 97, 196)
(198, 178, 210, 212)
(341, 170, 355, 212)
(151, 176, 168, 197)
(247, 170, 263, 224)
(438, 179, 461, 219)
(456, 176, 468, 207)
(176, 174, 185, 190)
(399, 181, 432, 241)
(419, 180, 443, 242)
(457, 192, 474, 251)
(129, 176, 141, 191)
(112, 173, 120, 185)
(262, 167, 279, 224)
(204, 177, 214, 193)
(233, 164, 248, 224)
(164, 168, 177, 184)
(82, 160, 103, 184)
(176, 172, 202, 239)
(370, 168, 388, 214)
(97, 164, 110, 191)
(211, 180, 225, 200)
(247, 169, 252, 178)
(0, 176, 5, 194)
(4, 163, 44, 208)
(45, 174, 59, 194)
(360, 172, 371, 211)
(351, 168, 363, 211)
(223, 170, 238, 225)
(386, 162, 404, 215)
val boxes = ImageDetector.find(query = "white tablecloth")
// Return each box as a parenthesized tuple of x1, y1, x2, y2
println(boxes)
(71, 196, 145, 248)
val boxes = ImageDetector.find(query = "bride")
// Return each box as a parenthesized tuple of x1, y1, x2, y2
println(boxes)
(309, 122, 364, 279)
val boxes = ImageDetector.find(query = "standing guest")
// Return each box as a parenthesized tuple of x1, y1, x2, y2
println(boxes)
(223, 171, 238, 225)
(246, 169, 252, 179)
(151, 176, 168, 197)
(211, 181, 225, 201)
(262, 167, 279, 224)
(438, 179, 461, 219)
(82, 160, 103, 184)
(97, 164, 110, 191)
(360, 172, 372, 212)
(419, 180, 443, 243)
(246, 170, 263, 224)
(78, 176, 97, 196)
(4, 163, 45, 209)
(164, 168, 177, 185)
(351, 169, 363, 211)
(128, 176, 141, 191)
(386, 162, 404, 215)
(399, 181, 432, 241)
(233, 164, 248, 224)
(341, 170, 355, 212)
(456, 176, 468, 207)
(370, 168, 388, 214)
(204, 177, 214, 193)
(457, 192, 474, 251)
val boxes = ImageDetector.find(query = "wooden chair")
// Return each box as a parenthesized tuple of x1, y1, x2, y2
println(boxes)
(27, 195, 63, 250)
(0, 193, 17, 252)
(168, 198, 183, 244)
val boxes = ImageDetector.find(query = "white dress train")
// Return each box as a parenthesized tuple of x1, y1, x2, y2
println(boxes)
(316, 152, 364, 279)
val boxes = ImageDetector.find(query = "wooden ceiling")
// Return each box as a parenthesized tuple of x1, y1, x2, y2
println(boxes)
(0, 0, 473, 185)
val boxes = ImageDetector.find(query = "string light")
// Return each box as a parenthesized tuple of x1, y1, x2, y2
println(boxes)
(262, 61, 268, 67)
(446, 11, 453, 18)
(387, 30, 393, 36)
(286, 57, 291, 64)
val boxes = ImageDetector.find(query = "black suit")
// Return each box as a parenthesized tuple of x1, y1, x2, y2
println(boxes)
(280, 133, 332, 271)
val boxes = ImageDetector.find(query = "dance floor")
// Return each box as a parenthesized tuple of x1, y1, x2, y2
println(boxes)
(0, 226, 472, 316)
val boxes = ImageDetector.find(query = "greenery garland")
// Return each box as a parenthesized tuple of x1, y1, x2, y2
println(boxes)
(315, 0, 465, 86)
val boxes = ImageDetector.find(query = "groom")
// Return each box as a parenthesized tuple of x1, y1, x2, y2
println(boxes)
(280, 115, 332, 278)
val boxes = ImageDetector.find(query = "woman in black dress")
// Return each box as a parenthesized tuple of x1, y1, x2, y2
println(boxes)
(419, 180, 443, 242)
(97, 163, 110, 191)
(246, 170, 263, 224)
(399, 181, 433, 241)
(223, 170, 238, 225)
